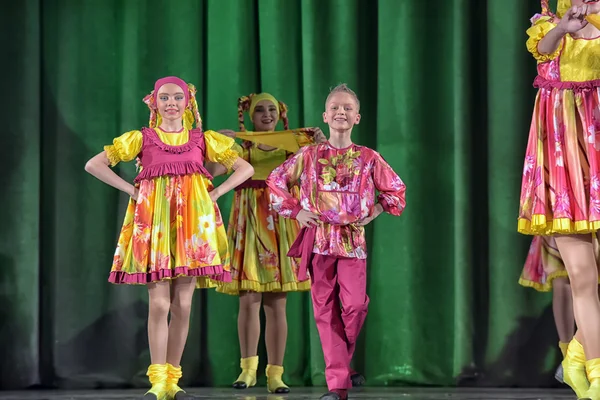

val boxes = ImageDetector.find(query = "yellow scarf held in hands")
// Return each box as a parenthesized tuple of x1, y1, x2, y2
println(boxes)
(587, 14, 600, 29)
(236, 129, 311, 153)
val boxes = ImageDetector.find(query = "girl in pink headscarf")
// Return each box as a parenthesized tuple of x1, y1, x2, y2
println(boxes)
(85, 76, 254, 400)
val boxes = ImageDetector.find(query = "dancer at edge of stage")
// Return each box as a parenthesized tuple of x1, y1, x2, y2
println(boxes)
(85, 76, 254, 400)
(518, 1, 600, 398)
(266, 83, 406, 400)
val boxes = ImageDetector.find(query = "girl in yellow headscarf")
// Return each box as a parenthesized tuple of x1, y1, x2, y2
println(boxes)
(206, 93, 326, 394)
(518, 1, 600, 399)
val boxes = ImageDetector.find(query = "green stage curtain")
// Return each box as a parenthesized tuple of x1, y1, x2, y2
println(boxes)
(0, 0, 558, 390)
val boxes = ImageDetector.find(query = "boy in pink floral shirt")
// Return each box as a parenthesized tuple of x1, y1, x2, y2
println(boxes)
(266, 84, 406, 400)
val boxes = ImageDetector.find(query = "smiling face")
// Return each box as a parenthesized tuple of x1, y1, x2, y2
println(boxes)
(251, 100, 279, 131)
(323, 91, 361, 132)
(156, 83, 187, 122)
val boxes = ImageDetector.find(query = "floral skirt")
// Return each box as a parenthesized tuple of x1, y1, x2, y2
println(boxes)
(519, 235, 600, 291)
(108, 173, 230, 287)
(215, 186, 310, 295)
(518, 87, 600, 235)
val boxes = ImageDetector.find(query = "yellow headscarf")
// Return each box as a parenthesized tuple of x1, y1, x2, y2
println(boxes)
(238, 92, 289, 132)
(236, 92, 299, 152)
(557, 0, 571, 17)
(249, 93, 280, 119)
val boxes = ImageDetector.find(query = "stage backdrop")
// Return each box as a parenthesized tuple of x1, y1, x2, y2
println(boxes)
(1, 0, 561, 391)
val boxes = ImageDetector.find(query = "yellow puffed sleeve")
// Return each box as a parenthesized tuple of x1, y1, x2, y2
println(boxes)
(231, 142, 245, 158)
(526, 16, 563, 63)
(204, 130, 239, 170)
(103, 130, 143, 167)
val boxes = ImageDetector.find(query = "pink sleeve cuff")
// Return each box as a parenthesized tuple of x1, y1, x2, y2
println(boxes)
(290, 204, 303, 219)
(378, 198, 391, 213)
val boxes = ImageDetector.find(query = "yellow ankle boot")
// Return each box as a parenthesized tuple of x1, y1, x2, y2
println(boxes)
(581, 358, 600, 400)
(232, 356, 258, 389)
(266, 364, 290, 394)
(143, 364, 169, 400)
(562, 339, 590, 398)
(166, 363, 194, 399)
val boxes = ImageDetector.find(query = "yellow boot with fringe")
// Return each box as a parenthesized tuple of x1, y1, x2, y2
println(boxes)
(142, 364, 169, 400)
(166, 363, 194, 400)
(266, 364, 290, 394)
(562, 339, 590, 398)
(232, 356, 258, 389)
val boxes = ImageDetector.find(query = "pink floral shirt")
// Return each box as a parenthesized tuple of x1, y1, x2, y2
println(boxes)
(266, 142, 406, 258)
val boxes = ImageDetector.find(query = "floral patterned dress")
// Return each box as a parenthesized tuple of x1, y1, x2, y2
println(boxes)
(104, 127, 237, 288)
(519, 14, 600, 235)
(519, 235, 600, 291)
(216, 133, 314, 295)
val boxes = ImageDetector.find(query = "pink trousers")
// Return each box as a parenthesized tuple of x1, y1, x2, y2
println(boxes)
(309, 254, 369, 391)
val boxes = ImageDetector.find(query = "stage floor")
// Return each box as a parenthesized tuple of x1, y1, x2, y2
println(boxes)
(0, 387, 577, 400)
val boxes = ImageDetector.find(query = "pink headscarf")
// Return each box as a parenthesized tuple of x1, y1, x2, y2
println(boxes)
(153, 76, 189, 106)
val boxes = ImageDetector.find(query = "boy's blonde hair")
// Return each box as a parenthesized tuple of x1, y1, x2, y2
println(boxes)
(326, 83, 360, 110)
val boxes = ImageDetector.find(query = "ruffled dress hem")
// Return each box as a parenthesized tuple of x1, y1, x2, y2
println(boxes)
(216, 279, 311, 295)
(108, 265, 231, 286)
(518, 216, 600, 235)
(518, 270, 600, 292)
(518, 270, 569, 292)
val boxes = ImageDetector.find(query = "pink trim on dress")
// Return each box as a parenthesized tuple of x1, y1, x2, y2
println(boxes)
(133, 161, 213, 183)
(141, 127, 204, 154)
(134, 127, 214, 182)
(108, 265, 231, 284)
(534, 75, 600, 91)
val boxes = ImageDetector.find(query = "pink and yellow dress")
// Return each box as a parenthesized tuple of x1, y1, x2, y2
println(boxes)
(519, 237, 567, 291)
(519, 235, 600, 291)
(518, 14, 600, 235)
(104, 126, 237, 288)
(217, 135, 314, 295)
